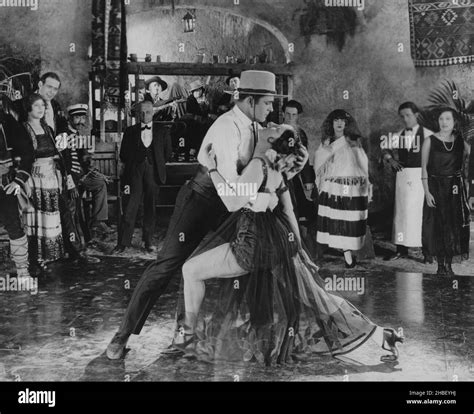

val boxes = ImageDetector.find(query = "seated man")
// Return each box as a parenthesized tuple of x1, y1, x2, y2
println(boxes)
(66, 104, 111, 242)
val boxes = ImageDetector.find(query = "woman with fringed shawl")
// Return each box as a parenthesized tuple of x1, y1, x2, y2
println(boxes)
(314, 110, 371, 268)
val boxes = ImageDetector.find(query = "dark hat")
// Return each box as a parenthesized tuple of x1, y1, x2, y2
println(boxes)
(225, 73, 240, 85)
(188, 79, 205, 93)
(145, 76, 168, 92)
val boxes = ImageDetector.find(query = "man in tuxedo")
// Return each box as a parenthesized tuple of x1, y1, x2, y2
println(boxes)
(382, 102, 433, 261)
(113, 100, 171, 253)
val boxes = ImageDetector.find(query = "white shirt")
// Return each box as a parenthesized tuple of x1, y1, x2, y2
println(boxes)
(44, 100, 55, 131)
(403, 124, 419, 151)
(198, 105, 259, 184)
(141, 122, 153, 148)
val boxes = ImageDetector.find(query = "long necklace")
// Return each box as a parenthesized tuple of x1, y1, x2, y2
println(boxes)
(440, 134, 454, 152)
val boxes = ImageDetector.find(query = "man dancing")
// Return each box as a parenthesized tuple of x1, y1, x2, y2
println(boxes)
(106, 70, 309, 359)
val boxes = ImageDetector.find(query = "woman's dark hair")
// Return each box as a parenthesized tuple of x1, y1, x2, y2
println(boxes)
(271, 128, 300, 156)
(24, 93, 46, 113)
(398, 101, 420, 114)
(322, 109, 362, 142)
(434, 106, 462, 136)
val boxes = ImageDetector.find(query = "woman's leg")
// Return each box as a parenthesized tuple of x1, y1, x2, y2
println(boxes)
(182, 243, 247, 331)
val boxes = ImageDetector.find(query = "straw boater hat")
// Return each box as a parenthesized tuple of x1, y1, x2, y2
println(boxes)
(188, 79, 204, 93)
(235, 70, 287, 98)
(67, 103, 88, 117)
(145, 76, 168, 92)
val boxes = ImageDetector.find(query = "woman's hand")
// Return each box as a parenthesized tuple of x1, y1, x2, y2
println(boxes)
(425, 191, 436, 208)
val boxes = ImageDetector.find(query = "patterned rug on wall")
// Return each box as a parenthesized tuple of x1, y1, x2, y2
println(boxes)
(409, 0, 473, 67)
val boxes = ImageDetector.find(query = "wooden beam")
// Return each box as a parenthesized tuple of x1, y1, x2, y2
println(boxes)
(127, 62, 294, 76)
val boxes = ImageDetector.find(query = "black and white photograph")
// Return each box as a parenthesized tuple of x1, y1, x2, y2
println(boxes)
(0, 0, 473, 409)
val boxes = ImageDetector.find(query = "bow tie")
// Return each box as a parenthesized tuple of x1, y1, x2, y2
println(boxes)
(141, 125, 151, 131)
(406, 128, 413, 132)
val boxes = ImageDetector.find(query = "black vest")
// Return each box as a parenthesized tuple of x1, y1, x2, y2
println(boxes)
(398, 126, 425, 168)
(135, 137, 155, 165)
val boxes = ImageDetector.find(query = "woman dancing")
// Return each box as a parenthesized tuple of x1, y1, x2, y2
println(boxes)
(171, 125, 403, 366)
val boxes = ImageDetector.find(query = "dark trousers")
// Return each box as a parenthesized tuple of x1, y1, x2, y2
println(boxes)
(81, 174, 108, 225)
(396, 245, 409, 255)
(0, 187, 24, 240)
(119, 183, 227, 335)
(59, 190, 82, 256)
(120, 160, 159, 247)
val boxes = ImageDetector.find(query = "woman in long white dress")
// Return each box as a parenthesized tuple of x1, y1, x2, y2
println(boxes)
(314, 110, 372, 268)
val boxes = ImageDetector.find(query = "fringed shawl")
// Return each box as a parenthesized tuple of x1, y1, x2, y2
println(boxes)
(314, 136, 369, 190)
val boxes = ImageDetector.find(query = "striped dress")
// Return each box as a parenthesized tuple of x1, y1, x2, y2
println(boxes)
(314, 136, 369, 251)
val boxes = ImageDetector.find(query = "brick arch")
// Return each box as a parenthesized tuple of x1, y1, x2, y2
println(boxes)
(128, 4, 291, 63)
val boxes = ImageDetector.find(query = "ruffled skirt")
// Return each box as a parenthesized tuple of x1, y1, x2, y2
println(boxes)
(173, 206, 377, 366)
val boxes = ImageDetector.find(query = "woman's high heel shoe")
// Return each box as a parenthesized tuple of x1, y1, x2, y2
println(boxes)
(381, 328, 404, 362)
(345, 256, 357, 269)
(445, 263, 455, 276)
(164, 325, 197, 356)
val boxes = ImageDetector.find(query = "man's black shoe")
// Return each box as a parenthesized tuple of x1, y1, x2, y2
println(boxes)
(106, 332, 130, 360)
(111, 245, 126, 255)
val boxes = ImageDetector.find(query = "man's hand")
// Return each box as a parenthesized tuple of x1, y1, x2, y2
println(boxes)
(3, 181, 20, 196)
(388, 158, 403, 172)
(69, 188, 79, 200)
(469, 197, 474, 211)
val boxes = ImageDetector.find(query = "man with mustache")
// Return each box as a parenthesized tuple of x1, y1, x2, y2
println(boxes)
(66, 104, 111, 244)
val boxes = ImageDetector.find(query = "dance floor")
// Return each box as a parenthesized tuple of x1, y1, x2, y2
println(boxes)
(0, 256, 472, 382)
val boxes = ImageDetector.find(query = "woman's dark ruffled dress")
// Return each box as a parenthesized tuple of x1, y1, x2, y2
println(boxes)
(173, 199, 378, 366)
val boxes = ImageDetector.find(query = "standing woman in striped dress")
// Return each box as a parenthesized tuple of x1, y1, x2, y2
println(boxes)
(314, 110, 372, 268)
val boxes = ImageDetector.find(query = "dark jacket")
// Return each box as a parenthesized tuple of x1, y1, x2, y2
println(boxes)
(0, 113, 34, 186)
(120, 123, 172, 186)
(469, 145, 474, 198)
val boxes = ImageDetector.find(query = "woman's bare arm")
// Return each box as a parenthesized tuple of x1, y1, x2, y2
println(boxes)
(278, 181, 301, 245)
(209, 158, 264, 211)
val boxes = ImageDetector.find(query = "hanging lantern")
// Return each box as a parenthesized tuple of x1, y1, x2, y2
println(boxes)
(183, 11, 195, 33)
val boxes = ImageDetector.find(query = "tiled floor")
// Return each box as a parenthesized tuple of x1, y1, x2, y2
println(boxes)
(0, 256, 472, 382)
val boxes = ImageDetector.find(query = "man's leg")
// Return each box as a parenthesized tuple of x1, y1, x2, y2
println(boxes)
(142, 162, 157, 249)
(107, 185, 224, 359)
(0, 188, 29, 276)
(59, 190, 82, 258)
(119, 163, 144, 248)
(83, 175, 109, 226)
